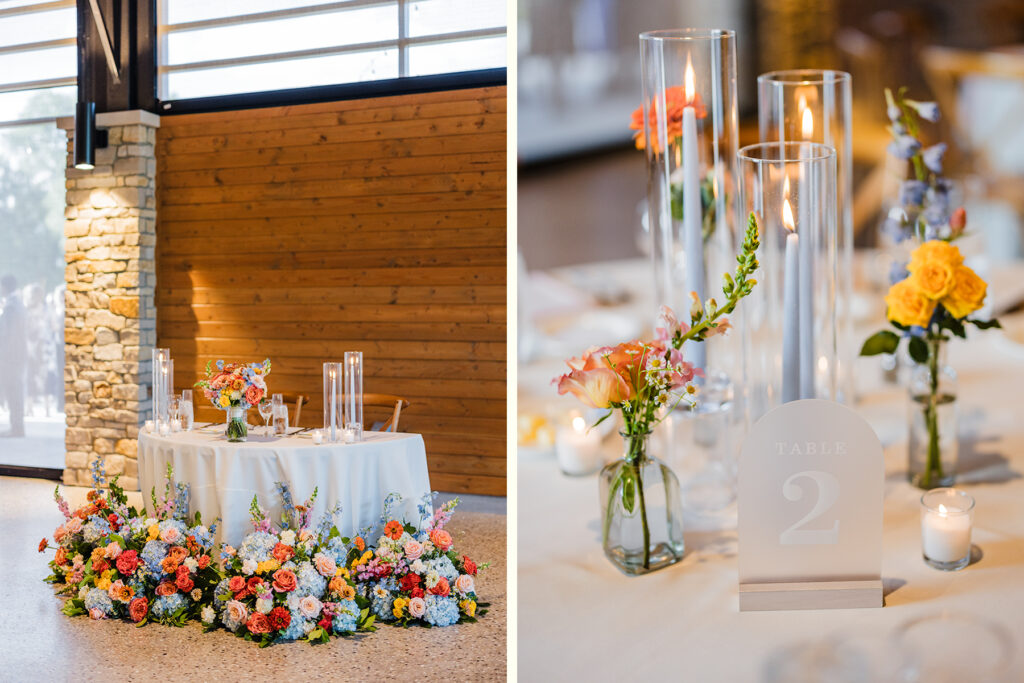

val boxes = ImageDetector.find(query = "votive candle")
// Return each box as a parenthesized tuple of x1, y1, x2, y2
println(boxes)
(921, 488, 974, 571)
(311, 429, 323, 445)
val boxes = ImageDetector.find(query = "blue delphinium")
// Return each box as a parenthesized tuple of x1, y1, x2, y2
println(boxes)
(331, 600, 359, 633)
(425, 556, 459, 583)
(888, 134, 920, 159)
(151, 593, 188, 619)
(921, 143, 946, 174)
(141, 539, 169, 574)
(898, 180, 927, 208)
(423, 595, 460, 627)
(84, 588, 113, 616)
(237, 531, 277, 564)
(294, 562, 327, 598)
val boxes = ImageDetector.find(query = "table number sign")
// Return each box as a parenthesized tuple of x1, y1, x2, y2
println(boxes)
(738, 399, 883, 611)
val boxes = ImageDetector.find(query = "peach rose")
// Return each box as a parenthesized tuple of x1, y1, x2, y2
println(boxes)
(155, 581, 177, 596)
(272, 568, 297, 593)
(128, 597, 148, 622)
(429, 529, 453, 552)
(159, 526, 181, 544)
(104, 542, 122, 560)
(429, 576, 450, 597)
(225, 600, 248, 626)
(65, 518, 82, 535)
(314, 554, 337, 578)
(556, 367, 631, 409)
(408, 596, 426, 618)
(297, 595, 323, 620)
(403, 540, 424, 560)
(245, 384, 264, 406)
(455, 574, 475, 595)
(53, 526, 67, 543)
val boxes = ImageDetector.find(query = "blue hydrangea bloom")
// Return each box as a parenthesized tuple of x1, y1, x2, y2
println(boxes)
(82, 518, 112, 544)
(426, 556, 459, 583)
(84, 588, 113, 615)
(423, 595, 460, 627)
(157, 519, 187, 544)
(188, 524, 214, 551)
(370, 584, 395, 621)
(323, 536, 350, 566)
(151, 593, 188, 619)
(213, 578, 231, 608)
(294, 562, 326, 598)
(276, 611, 312, 642)
(331, 600, 359, 633)
(237, 531, 277, 565)
(140, 540, 169, 574)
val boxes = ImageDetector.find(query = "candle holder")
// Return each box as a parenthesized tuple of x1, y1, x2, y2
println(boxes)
(555, 413, 605, 476)
(639, 29, 742, 522)
(758, 70, 855, 405)
(344, 351, 363, 443)
(152, 348, 171, 426)
(736, 142, 838, 424)
(323, 362, 342, 443)
(920, 488, 974, 571)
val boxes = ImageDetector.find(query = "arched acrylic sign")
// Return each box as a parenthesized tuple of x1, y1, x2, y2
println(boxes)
(738, 399, 883, 611)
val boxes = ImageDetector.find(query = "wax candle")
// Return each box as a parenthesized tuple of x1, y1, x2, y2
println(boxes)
(330, 366, 337, 442)
(681, 54, 706, 377)
(921, 488, 974, 570)
(344, 427, 355, 444)
(144, 419, 154, 433)
(782, 196, 800, 404)
(555, 415, 604, 476)
(158, 421, 170, 437)
(311, 429, 323, 445)
(798, 100, 816, 399)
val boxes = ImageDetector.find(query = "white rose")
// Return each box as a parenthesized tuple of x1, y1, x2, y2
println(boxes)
(184, 557, 198, 572)
(280, 530, 296, 546)
(298, 595, 323, 620)
(410, 559, 426, 574)
(408, 597, 426, 619)
(256, 598, 273, 614)
(225, 600, 248, 626)
(455, 574, 475, 595)
(241, 558, 257, 576)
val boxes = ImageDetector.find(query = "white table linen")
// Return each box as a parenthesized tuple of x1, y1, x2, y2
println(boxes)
(138, 429, 431, 546)
(518, 257, 1024, 680)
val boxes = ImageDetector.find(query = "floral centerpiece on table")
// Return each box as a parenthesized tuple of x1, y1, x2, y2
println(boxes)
(350, 493, 488, 627)
(553, 213, 760, 575)
(210, 483, 375, 646)
(195, 359, 271, 442)
(40, 461, 220, 625)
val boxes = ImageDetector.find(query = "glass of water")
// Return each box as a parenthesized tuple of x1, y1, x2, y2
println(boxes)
(272, 393, 288, 435)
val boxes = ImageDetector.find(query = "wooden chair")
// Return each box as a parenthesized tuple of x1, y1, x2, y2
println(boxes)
(363, 394, 410, 432)
(277, 393, 308, 427)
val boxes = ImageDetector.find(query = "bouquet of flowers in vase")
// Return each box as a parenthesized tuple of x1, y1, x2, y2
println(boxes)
(351, 493, 487, 627)
(210, 483, 375, 646)
(194, 359, 271, 442)
(40, 461, 220, 626)
(553, 213, 760, 575)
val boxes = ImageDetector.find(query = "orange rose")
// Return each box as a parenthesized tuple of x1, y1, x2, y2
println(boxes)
(168, 546, 188, 563)
(430, 529, 453, 552)
(245, 384, 264, 406)
(272, 568, 297, 593)
(155, 581, 177, 596)
(271, 542, 295, 563)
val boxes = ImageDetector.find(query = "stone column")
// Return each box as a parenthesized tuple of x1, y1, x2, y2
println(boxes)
(57, 110, 160, 489)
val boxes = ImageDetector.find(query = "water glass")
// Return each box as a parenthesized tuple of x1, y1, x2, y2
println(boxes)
(272, 393, 288, 435)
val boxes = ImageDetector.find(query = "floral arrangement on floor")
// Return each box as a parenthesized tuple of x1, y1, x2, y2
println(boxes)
(351, 494, 487, 627)
(194, 359, 271, 441)
(40, 461, 220, 626)
(553, 213, 760, 574)
(208, 484, 375, 646)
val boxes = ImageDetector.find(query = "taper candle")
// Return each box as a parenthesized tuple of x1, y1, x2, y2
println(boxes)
(782, 197, 800, 404)
(681, 54, 706, 377)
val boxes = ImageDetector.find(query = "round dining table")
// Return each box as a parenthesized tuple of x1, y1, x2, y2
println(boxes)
(137, 427, 431, 545)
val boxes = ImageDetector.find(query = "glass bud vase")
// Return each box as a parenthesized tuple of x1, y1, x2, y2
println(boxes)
(598, 431, 684, 575)
(908, 339, 957, 488)
(225, 406, 248, 442)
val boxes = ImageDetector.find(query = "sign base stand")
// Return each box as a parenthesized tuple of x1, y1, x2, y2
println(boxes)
(739, 579, 883, 611)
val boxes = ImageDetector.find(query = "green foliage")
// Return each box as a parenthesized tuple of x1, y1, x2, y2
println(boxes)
(860, 330, 900, 356)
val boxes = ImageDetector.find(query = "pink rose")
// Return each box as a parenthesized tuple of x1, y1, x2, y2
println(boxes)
(159, 526, 181, 544)
(88, 608, 106, 620)
(53, 526, 67, 543)
(104, 541, 122, 560)
(408, 597, 426, 619)
(64, 518, 82, 535)
(297, 595, 323, 620)
(313, 553, 337, 578)
(455, 574, 475, 595)
(225, 600, 248, 626)
(403, 540, 424, 560)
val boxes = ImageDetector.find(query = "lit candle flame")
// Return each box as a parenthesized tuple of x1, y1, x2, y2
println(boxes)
(799, 95, 814, 141)
(782, 198, 796, 234)
(684, 54, 695, 105)
(572, 416, 587, 434)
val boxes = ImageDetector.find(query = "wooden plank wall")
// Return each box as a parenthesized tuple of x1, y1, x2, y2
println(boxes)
(154, 86, 507, 496)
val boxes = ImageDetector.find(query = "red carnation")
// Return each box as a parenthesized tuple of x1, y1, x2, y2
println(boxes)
(55, 546, 67, 566)
(411, 587, 424, 599)
(318, 616, 332, 630)
(176, 564, 191, 579)
(128, 597, 148, 622)
(271, 542, 295, 563)
(268, 606, 291, 631)
(106, 513, 120, 531)
(228, 576, 246, 593)
(399, 573, 421, 592)
(429, 576, 450, 597)
(246, 612, 271, 635)
(197, 555, 210, 569)
(175, 573, 194, 593)
(116, 550, 139, 575)
(462, 555, 477, 575)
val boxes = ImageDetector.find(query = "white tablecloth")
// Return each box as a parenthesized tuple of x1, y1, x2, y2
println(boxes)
(518, 258, 1024, 681)
(138, 429, 431, 545)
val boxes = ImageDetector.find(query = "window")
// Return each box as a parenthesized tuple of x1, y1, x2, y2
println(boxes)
(157, 0, 507, 101)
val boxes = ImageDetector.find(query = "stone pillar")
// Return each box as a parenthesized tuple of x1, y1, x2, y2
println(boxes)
(57, 110, 160, 489)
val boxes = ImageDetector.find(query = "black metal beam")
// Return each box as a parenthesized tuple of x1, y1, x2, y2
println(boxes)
(77, 0, 157, 113)
(0, 465, 63, 482)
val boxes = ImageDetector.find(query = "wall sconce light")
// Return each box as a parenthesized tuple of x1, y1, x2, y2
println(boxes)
(73, 101, 108, 170)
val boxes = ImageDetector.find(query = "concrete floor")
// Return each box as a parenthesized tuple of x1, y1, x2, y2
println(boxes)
(0, 415, 64, 469)
(0, 476, 507, 681)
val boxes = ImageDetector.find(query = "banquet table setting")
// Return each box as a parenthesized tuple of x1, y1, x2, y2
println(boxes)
(517, 256, 1024, 680)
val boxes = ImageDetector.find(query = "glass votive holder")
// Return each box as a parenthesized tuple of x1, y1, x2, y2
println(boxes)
(144, 419, 154, 433)
(920, 488, 974, 571)
(311, 429, 323, 445)
(343, 427, 355, 444)
(170, 417, 182, 432)
(158, 421, 171, 437)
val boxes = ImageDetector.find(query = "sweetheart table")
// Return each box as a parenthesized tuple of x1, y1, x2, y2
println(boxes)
(518, 256, 1024, 680)
(137, 429, 431, 545)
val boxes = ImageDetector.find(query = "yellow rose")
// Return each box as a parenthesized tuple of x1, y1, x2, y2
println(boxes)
(909, 260, 955, 300)
(886, 279, 936, 328)
(941, 265, 987, 319)
(908, 240, 963, 274)
(147, 524, 159, 541)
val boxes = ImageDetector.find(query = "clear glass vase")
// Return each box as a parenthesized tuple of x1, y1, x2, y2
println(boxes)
(225, 406, 248, 442)
(908, 339, 957, 488)
(598, 431, 684, 575)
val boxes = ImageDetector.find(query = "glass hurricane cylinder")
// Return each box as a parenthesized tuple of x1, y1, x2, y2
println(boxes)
(908, 339, 958, 489)
(323, 362, 342, 443)
(344, 351, 363, 442)
(152, 348, 170, 426)
(599, 431, 685, 575)
(736, 142, 839, 424)
(757, 70, 855, 404)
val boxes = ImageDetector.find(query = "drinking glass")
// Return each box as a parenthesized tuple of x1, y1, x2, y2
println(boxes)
(180, 389, 194, 431)
(272, 393, 288, 435)
(258, 397, 273, 435)
(167, 395, 180, 431)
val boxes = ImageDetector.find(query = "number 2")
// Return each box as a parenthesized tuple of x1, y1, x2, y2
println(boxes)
(779, 470, 839, 545)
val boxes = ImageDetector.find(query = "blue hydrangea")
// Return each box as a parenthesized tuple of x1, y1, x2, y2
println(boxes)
(276, 612, 315, 642)
(188, 524, 214, 551)
(82, 518, 112, 544)
(423, 595, 460, 627)
(151, 593, 188, 619)
(331, 600, 359, 633)
(324, 536, 350, 566)
(83, 588, 113, 615)
(370, 584, 395, 621)
(294, 562, 326, 598)
(426, 556, 459, 583)
(213, 578, 231, 608)
(140, 540, 169, 574)
(237, 531, 277, 565)
(158, 519, 187, 544)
